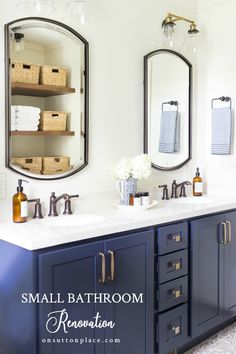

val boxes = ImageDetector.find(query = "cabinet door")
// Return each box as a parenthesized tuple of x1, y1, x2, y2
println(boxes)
(104, 229, 154, 354)
(190, 215, 224, 337)
(224, 211, 236, 318)
(38, 241, 104, 354)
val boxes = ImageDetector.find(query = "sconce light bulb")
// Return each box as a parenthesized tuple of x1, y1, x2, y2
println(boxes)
(162, 21, 175, 39)
(13, 32, 25, 52)
(15, 0, 55, 14)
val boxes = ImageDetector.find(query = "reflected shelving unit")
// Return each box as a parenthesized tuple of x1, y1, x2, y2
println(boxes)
(10, 131, 75, 136)
(11, 82, 76, 97)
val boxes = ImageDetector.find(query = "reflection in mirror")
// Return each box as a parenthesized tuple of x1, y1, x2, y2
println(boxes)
(5, 17, 88, 180)
(144, 49, 191, 171)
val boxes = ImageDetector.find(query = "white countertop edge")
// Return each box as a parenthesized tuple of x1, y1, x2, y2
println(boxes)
(1, 196, 236, 251)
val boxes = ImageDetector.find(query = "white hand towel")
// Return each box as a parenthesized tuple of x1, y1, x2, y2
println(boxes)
(159, 111, 178, 153)
(15, 105, 41, 114)
(211, 107, 232, 155)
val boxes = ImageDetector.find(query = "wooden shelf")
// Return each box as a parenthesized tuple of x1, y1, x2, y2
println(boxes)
(11, 82, 76, 97)
(10, 131, 75, 136)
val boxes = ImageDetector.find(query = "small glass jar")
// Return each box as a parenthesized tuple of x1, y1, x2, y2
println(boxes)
(129, 193, 134, 206)
(141, 192, 150, 206)
(133, 193, 141, 207)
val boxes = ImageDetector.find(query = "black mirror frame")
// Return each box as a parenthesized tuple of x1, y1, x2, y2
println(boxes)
(144, 49, 192, 171)
(5, 17, 89, 180)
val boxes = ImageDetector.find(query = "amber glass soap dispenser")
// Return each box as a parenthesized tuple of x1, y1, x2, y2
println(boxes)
(193, 168, 203, 196)
(13, 179, 29, 223)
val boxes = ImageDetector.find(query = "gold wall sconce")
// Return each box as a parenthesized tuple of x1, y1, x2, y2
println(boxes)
(162, 13, 200, 53)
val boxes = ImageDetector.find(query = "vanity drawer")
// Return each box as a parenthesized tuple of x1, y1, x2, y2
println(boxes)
(158, 276, 188, 312)
(158, 249, 188, 284)
(157, 304, 188, 354)
(157, 222, 188, 255)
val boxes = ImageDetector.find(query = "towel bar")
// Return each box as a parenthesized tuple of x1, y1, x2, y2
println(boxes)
(162, 101, 179, 113)
(211, 96, 232, 109)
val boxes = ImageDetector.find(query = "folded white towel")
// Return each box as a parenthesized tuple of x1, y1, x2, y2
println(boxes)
(11, 106, 16, 117)
(14, 105, 41, 114)
(11, 123, 39, 131)
(12, 127, 39, 131)
(14, 116, 40, 123)
(14, 120, 40, 126)
(16, 112, 40, 117)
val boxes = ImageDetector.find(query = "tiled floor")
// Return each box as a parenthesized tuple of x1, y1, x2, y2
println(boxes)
(185, 322, 236, 354)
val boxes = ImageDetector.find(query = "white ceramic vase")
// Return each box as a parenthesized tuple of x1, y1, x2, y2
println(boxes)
(116, 178, 137, 205)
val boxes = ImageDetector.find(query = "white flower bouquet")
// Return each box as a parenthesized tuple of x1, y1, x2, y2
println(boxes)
(111, 154, 152, 181)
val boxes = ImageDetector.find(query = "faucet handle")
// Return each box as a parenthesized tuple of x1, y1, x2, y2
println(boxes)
(68, 194, 79, 199)
(158, 185, 169, 200)
(28, 198, 44, 219)
(63, 194, 79, 215)
(179, 181, 192, 197)
(181, 181, 192, 186)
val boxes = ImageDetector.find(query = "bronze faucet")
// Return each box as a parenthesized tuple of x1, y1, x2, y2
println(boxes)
(48, 192, 79, 217)
(171, 180, 192, 198)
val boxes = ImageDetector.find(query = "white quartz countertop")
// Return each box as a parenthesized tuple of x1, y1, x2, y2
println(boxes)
(1, 194, 236, 250)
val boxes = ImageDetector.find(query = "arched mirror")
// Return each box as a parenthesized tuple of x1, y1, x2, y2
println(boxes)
(144, 49, 192, 171)
(5, 17, 88, 180)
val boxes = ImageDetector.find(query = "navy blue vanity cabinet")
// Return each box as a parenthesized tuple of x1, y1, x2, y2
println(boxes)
(156, 222, 189, 354)
(190, 214, 225, 337)
(104, 230, 154, 354)
(0, 241, 37, 354)
(0, 229, 154, 354)
(191, 210, 236, 339)
(223, 211, 236, 318)
(38, 229, 154, 354)
(38, 241, 105, 354)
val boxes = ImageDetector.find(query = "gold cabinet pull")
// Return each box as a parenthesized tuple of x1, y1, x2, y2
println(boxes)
(226, 221, 232, 244)
(108, 250, 115, 281)
(99, 252, 106, 284)
(171, 325, 180, 335)
(173, 289, 181, 298)
(221, 222, 227, 244)
(175, 262, 181, 270)
(174, 234, 181, 243)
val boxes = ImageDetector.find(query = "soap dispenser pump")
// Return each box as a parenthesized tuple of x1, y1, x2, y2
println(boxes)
(13, 179, 29, 223)
(193, 168, 203, 196)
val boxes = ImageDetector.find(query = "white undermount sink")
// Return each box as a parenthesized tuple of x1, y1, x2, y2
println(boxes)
(172, 196, 213, 205)
(46, 214, 106, 227)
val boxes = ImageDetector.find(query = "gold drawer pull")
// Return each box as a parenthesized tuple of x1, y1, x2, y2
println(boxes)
(221, 222, 227, 244)
(174, 234, 181, 242)
(173, 289, 181, 298)
(108, 250, 115, 281)
(226, 221, 232, 244)
(168, 260, 181, 271)
(175, 262, 181, 270)
(99, 252, 106, 284)
(172, 325, 180, 335)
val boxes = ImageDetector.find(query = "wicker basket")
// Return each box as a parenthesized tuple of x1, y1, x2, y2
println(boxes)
(11, 62, 40, 85)
(42, 166, 73, 175)
(43, 156, 70, 173)
(11, 157, 42, 173)
(40, 65, 67, 87)
(40, 111, 67, 131)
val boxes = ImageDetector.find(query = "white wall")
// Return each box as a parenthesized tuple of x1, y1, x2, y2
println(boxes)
(0, 0, 198, 202)
(197, 0, 236, 195)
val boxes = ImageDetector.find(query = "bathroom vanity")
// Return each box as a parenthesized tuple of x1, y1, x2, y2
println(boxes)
(1, 197, 236, 354)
